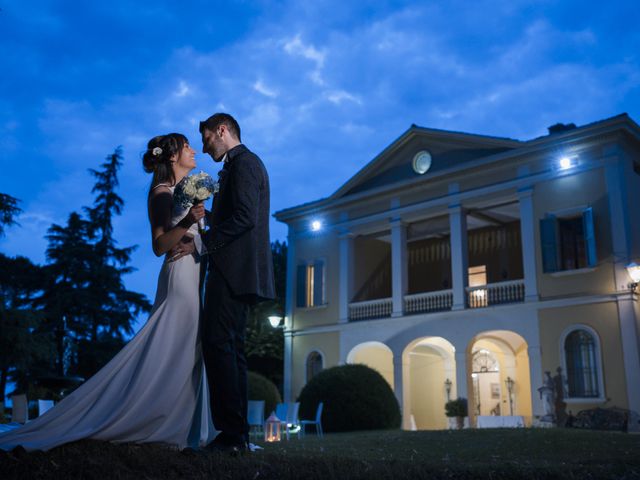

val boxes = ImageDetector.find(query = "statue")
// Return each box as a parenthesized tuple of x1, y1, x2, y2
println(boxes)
(537, 371, 555, 423)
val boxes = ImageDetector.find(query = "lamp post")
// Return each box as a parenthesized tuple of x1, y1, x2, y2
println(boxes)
(626, 262, 640, 292)
(505, 376, 515, 416)
(444, 378, 452, 401)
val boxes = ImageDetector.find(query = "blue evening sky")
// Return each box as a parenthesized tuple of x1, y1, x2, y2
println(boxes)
(1, 0, 639, 330)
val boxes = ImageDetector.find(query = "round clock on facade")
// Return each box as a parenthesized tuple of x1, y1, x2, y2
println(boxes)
(412, 150, 432, 174)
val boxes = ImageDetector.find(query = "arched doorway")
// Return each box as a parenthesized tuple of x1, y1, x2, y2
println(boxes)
(404, 337, 455, 430)
(346, 341, 394, 388)
(468, 331, 533, 424)
(471, 349, 502, 416)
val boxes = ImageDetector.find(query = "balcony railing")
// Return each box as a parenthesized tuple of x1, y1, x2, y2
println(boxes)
(349, 298, 392, 321)
(404, 290, 453, 314)
(466, 279, 525, 308)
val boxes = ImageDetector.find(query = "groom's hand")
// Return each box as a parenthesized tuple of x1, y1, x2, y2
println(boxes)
(167, 236, 195, 262)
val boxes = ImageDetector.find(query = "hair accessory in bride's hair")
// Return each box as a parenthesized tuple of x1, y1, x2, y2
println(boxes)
(152, 147, 163, 156)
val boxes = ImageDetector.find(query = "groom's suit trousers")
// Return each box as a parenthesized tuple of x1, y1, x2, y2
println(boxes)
(202, 264, 249, 443)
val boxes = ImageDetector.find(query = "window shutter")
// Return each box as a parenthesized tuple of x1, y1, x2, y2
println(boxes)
(296, 264, 307, 307)
(313, 260, 324, 306)
(540, 216, 558, 273)
(582, 207, 597, 267)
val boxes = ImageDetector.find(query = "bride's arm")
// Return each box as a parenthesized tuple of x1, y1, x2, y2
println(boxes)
(148, 187, 204, 257)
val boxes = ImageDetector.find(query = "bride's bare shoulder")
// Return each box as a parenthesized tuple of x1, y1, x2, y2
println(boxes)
(149, 183, 172, 197)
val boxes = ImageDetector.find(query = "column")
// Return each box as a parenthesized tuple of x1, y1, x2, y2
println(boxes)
(283, 331, 293, 402)
(618, 298, 640, 418)
(393, 353, 411, 430)
(604, 156, 632, 291)
(339, 231, 355, 323)
(449, 204, 469, 310)
(391, 218, 408, 317)
(284, 226, 296, 328)
(283, 225, 296, 402)
(527, 345, 544, 419)
(454, 351, 468, 400)
(518, 187, 539, 301)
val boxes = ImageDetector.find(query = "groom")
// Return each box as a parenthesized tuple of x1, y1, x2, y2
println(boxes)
(199, 113, 275, 452)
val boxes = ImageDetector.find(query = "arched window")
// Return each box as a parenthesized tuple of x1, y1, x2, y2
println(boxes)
(306, 351, 323, 382)
(564, 329, 599, 398)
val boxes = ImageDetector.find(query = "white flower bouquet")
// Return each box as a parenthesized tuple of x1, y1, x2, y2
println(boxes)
(174, 172, 218, 233)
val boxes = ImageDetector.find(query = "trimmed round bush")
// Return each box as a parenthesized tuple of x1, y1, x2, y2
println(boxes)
(248, 371, 281, 416)
(298, 364, 401, 432)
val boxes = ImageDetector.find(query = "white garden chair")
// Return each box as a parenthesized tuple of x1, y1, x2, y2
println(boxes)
(283, 402, 301, 440)
(247, 400, 265, 439)
(38, 399, 55, 417)
(300, 402, 324, 438)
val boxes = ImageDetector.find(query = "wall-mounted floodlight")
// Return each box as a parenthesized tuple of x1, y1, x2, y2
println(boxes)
(311, 220, 322, 232)
(559, 156, 576, 170)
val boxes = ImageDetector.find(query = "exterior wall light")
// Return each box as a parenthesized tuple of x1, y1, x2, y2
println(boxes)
(559, 156, 575, 170)
(268, 315, 283, 328)
(311, 220, 322, 232)
(626, 262, 640, 292)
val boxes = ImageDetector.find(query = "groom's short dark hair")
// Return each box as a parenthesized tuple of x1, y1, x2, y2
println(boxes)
(199, 113, 241, 141)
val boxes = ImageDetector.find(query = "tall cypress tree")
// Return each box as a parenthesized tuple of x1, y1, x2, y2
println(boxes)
(77, 148, 150, 377)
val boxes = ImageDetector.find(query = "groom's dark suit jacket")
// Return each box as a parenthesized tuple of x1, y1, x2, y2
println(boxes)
(205, 144, 275, 303)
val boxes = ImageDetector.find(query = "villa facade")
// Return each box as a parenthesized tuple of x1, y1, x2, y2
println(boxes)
(274, 114, 640, 430)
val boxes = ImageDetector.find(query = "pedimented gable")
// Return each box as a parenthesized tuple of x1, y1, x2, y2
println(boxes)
(332, 126, 522, 199)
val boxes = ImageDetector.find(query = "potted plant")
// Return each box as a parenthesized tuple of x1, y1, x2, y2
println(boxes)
(445, 397, 468, 430)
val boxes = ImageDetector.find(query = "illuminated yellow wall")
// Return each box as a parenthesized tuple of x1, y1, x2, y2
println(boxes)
(538, 301, 628, 410)
(291, 332, 341, 400)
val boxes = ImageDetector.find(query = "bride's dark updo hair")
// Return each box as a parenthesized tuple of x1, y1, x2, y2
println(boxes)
(142, 133, 188, 190)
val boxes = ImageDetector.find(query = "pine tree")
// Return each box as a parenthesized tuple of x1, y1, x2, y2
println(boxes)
(41, 212, 95, 375)
(77, 148, 150, 377)
(0, 193, 21, 238)
(0, 254, 54, 404)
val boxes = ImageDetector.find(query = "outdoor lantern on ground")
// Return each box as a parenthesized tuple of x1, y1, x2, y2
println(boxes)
(265, 413, 282, 442)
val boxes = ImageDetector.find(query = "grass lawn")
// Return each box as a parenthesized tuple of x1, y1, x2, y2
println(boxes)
(1, 428, 639, 479)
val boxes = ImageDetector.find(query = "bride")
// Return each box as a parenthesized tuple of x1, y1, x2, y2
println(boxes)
(0, 133, 216, 451)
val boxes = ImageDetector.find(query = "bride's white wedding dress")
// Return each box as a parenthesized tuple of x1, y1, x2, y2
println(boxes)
(0, 185, 216, 451)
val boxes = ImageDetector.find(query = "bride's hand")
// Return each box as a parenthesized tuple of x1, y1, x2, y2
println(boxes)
(167, 236, 196, 262)
(184, 203, 205, 225)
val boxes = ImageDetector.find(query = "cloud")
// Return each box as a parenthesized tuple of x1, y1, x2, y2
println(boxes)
(253, 80, 279, 98)
(283, 34, 326, 85)
(174, 80, 191, 97)
(325, 90, 361, 105)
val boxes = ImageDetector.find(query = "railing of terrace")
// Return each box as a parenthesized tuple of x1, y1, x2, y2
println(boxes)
(466, 280, 525, 308)
(404, 290, 453, 314)
(349, 298, 393, 321)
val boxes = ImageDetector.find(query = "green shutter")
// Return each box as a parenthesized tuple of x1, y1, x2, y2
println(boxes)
(583, 207, 597, 267)
(540, 216, 558, 273)
(296, 264, 307, 308)
(313, 260, 324, 306)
